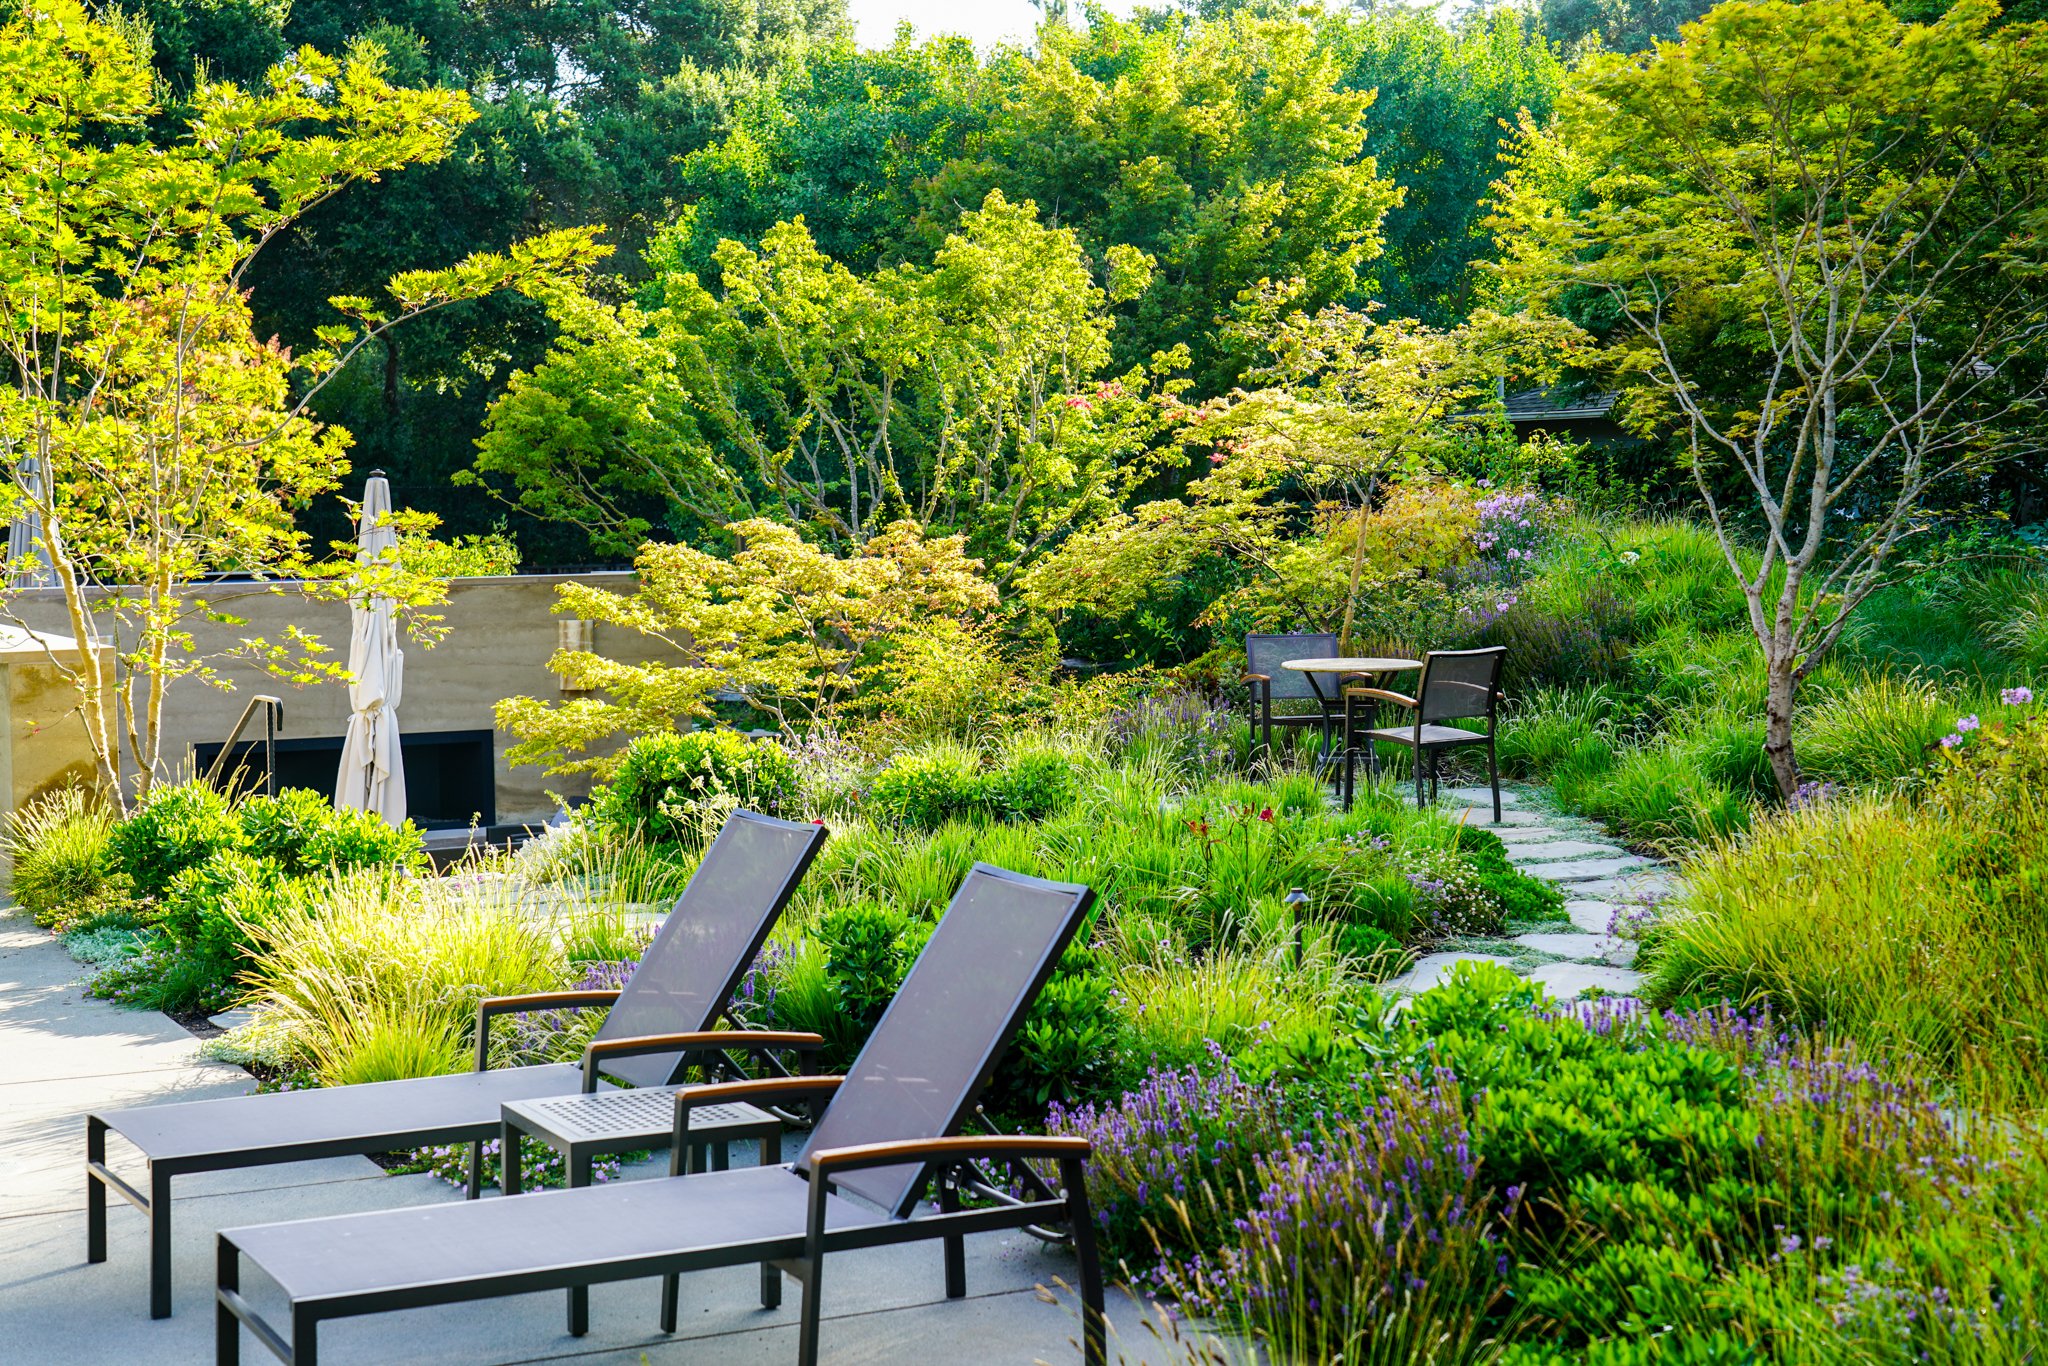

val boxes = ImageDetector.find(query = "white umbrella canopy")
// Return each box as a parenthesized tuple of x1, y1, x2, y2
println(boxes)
(334, 473, 407, 827)
(7, 457, 57, 589)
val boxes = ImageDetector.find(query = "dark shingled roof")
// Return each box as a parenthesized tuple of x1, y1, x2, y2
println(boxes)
(1502, 386, 1620, 422)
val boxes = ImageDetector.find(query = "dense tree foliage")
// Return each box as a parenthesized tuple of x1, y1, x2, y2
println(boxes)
(1492, 0, 2048, 798)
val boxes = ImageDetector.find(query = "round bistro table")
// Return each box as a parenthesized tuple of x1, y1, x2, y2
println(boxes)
(1280, 656, 1423, 771)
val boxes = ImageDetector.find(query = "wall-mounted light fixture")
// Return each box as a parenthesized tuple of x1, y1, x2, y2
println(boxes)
(557, 619, 595, 693)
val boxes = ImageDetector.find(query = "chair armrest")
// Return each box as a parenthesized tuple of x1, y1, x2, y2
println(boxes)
(808, 1134, 1091, 1179)
(474, 991, 621, 1072)
(671, 1075, 845, 1165)
(1241, 672, 1270, 683)
(582, 1029, 824, 1093)
(1345, 687, 1418, 709)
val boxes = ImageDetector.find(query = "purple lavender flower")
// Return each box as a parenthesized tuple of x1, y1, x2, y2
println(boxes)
(2001, 686, 2034, 706)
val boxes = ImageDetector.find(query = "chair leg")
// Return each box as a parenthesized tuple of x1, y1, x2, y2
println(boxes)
(940, 1177, 967, 1299)
(1489, 739, 1502, 824)
(150, 1165, 173, 1320)
(797, 1250, 825, 1366)
(1063, 1156, 1108, 1366)
(1414, 745, 1426, 811)
(661, 1273, 681, 1333)
(218, 1238, 241, 1366)
(86, 1118, 107, 1266)
(465, 1138, 483, 1200)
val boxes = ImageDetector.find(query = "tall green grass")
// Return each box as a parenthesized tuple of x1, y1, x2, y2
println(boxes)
(244, 871, 568, 1085)
(1645, 790, 2048, 1108)
(3, 785, 116, 929)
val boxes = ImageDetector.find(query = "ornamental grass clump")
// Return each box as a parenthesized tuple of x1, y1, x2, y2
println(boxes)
(1644, 689, 2048, 1106)
(244, 870, 566, 1085)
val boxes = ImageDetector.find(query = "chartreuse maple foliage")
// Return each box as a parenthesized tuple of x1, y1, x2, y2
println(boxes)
(494, 519, 997, 772)
(1021, 285, 1573, 648)
(0, 0, 605, 806)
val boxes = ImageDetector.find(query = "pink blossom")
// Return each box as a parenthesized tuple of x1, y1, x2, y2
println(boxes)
(2002, 686, 2034, 706)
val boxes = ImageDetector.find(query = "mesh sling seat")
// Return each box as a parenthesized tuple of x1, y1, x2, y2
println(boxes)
(1343, 646, 1508, 822)
(88, 808, 827, 1319)
(215, 863, 1106, 1366)
(1244, 632, 1359, 762)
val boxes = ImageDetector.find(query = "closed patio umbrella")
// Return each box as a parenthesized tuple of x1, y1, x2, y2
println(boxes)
(334, 472, 406, 826)
(7, 457, 57, 589)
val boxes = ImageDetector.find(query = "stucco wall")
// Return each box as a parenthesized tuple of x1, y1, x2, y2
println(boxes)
(3, 574, 681, 825)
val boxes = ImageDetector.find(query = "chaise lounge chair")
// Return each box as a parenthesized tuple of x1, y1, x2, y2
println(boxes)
(215, 862, 1107, 1366)
(89, 808, 828, 1318)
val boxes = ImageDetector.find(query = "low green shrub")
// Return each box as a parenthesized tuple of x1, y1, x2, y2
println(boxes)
(110, 781, 245, 899)
(242, 788, 427, 876)
(590, 729, 800, 844)
(867, 745, 1080, 830)
(866, 746, 983, 829)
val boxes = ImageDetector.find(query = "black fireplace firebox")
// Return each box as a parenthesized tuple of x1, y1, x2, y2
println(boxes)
(193, 729, 495, 831)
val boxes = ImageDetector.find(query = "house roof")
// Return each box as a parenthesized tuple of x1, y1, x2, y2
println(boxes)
(1501, 386, 1620, 423)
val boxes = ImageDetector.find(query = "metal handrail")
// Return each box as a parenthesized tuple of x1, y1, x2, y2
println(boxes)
(204, 694, 284, 797)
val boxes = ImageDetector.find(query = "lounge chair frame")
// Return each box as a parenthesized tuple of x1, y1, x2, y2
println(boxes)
(214, 863, 1105, 1366)
(87, 808, 826, 1317)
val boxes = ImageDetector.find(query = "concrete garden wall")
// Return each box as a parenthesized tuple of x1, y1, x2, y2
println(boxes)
(3, 574, 684, 826)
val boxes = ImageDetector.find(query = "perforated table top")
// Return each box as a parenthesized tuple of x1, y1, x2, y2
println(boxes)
(503, 1088, 779, 1145)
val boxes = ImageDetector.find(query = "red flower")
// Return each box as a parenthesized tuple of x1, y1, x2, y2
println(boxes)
(811, 819, 825, 825)
(1258, 807, 1274, 822)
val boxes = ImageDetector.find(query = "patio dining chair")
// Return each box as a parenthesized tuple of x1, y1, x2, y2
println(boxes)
(1343, 646, 1508, 822)
(215, 863, 1106, 1366)
(88, 808, 827, 1318)
(1244, 632, 1357, 763)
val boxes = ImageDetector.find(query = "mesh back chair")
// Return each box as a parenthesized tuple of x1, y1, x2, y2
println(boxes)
(1343, 647, 1508, 821)
(215, 864, 1106, 1366)
(1244, 632, 1347, 761)
(87, 809, 825, 1318)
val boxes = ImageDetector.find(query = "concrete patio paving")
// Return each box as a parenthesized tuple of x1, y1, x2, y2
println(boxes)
(0, 909, 1224, 1366)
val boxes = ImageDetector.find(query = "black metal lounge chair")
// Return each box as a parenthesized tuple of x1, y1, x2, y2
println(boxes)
(89, 808, 828, 1319)
(216, 863, 1106, 1366)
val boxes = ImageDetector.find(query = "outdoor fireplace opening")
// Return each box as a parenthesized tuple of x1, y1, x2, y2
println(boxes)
(193, 729, 495, 830)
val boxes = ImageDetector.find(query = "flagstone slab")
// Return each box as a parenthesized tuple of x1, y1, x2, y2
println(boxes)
(1527, 962, 1647, 999)
(1520, 856, 1654, 882)
(1565, 901, 1614, 933)
(1508, 840, 1625, 863)
(1432, 806, 1549, 826)
(1382, 952, 1519, 994)
(1574, 874, 1681, 901)
(1445, 787, 1520, 805)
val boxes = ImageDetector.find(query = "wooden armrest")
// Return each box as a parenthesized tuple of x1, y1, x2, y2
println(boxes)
(582, 1029, 824, 1092)
(474, 991, 621, 1071)
(671, 1075, 844, 1165)
(809, 1134, 1092, 1178)
(1345, 687, 1417, 708)
(1242, 672, 1270, 683)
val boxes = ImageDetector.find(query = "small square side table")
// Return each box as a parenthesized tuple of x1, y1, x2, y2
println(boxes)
(500, 1088, 784, 1194)
(501, 1087, 789, 1335)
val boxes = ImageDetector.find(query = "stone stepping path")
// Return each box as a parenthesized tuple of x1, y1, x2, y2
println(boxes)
(1379, 783, 1674, 1003)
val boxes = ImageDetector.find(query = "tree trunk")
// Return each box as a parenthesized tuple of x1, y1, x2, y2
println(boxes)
(1762, 648, 1802, 803)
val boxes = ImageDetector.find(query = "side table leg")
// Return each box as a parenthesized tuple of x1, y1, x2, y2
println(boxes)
(760, 1125, 783, 1308)
(501, 1123, 522, 1196)
(567, 1147, 592, 1336)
